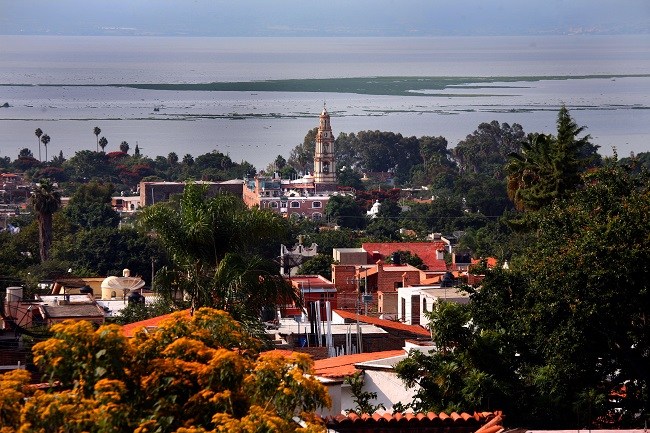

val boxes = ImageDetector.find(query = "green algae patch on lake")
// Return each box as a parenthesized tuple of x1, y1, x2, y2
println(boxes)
(111, 75, 650, 97)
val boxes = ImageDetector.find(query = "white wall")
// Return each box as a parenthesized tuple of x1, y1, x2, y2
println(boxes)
(362, 370, 418, 413)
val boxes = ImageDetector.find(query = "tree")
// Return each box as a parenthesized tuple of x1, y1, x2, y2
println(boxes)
(63, 181, 120, 229)
(182, 153, 194, 166)
(18, 147, 33, 159)
(40, 133, 50, 162)
(345, 371, 385, 415)
(288, 127, 317, 174)
(325, 195, 366, 229)
(453, 121, 525, 177)
(297, 254, 334, 279)
(139, 184, 298, 330)
(63, 150, 115, 182)
(30, 179, 61, 262)
(167, 151, 179, 165)
(52, 226, 164, 278)
(507, 106, 600, 212)
(397, 160, 650, 428)
(98, 136, 108, 153)
(337, 166, 364, 190)
(1, 308, 329, 433)
(34, 127, 43, 161)
(93, 126, 101, 151)
(385, 250, 427, 270)
(119, 140, 130, 153)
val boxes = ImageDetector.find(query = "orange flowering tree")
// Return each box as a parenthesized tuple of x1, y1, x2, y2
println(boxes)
(0, 308, 329, 433)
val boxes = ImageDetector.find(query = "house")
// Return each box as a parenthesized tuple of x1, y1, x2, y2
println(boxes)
(362, 241, 450, 272)
(35, 294, 106, 326)
(313, 339, 433, 416)
(139, 179, 244, 207)
(398, 284, 470, 327)
(283, 275, 337, 318)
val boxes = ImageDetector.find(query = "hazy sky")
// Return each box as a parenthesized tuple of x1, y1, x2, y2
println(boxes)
(1, 0, 649, 36)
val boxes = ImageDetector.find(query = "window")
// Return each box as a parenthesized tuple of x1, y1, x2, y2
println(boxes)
(312, 201, 322, 208)
(270, 201, 278, 208)
(312, 212, 322, 220)
(290, 201, 300, 208)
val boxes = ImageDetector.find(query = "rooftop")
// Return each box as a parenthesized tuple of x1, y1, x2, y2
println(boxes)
(362, 242, 449, 272)
(121, 309, 191, 337)
(313, 349, 405, 379)
(325, 411, 502, 433)
(333, 309, 430, 338)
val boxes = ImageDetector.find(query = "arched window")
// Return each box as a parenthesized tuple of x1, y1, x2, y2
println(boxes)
(312, 201, 322, 208)
(312, 212, 322, 220)
(270, 201, 278, 208)
(290, 201, 301, 208)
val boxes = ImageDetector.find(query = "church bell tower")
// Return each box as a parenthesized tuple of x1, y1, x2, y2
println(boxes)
(314, 105, 336, 191)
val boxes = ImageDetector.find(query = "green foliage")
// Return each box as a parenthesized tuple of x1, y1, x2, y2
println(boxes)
(296, 254, 334, 279)
(139, 184, 298, 329)
(325, 195, 366, 229)
(385, 250, 426, 270)
(337, 166, 365, 190)
(344, 371, 385, 415)
(301, 227, 361, 256)
(30, 179, 61, 262)
(113, 298, 174, 325)
(398, 160, 650, 428)
(52, 226, 165, 277)
(425, 301, 471, 352)
(64, 181, 120, 229)
(507, 106, 600, 212)
(453, 121, 525, 177)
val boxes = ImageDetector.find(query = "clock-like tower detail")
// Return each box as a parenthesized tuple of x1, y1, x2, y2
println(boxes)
(314, 105, 336, 190)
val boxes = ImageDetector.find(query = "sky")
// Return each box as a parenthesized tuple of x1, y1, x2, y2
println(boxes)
(1, 0, 649, 37)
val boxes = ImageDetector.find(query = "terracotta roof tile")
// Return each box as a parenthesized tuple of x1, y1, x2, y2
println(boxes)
(325, 411, 503, 433)
(333, 309, 430, 337)
(121, 309, 191, 337)
(313, 350, 406, 379)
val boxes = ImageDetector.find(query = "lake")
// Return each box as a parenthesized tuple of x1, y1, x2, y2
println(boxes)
(1, 35, 649, 170)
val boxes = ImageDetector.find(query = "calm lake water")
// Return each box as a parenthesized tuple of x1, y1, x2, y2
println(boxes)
(1, 35, 649, 170)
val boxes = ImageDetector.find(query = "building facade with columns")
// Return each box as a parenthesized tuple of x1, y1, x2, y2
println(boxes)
(243, 106, 339, 219)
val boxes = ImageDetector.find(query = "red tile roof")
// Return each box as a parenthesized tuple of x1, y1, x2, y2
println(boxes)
(325, 411, 503, 433)
(362, 242, 448, 272)
(121, 309, 191, 337)
(313, 350, 406, 379)
(470, 257, 499, 269)
(333, 309, 430, 338)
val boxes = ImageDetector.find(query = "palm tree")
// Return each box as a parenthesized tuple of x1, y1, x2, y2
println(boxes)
(139, 184, 298, 332)
(506, 133, 555, 211)
(35, 128, 43, 161)
(507, 106, 599, 212)
(98, 136, 108, 153)
(93, 126, 101, 152)
(40, 134, 51, 162)
(119, 141, 129, 153)
(30, 180, 61, 262)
